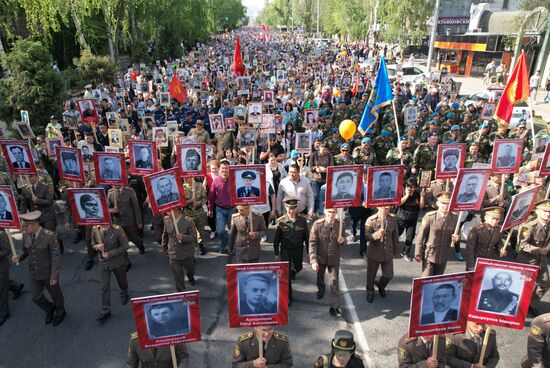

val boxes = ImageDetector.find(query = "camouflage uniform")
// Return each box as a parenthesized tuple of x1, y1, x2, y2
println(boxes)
(464, 152, 486, 168)
(386, 147, 413, 168)
(373, 137, 394, 161)
(413, 143, 437, 172)
(334, 154, 354, 166)
(509, 128, 532, 152)
(465, 131, 492, 159)
(442, 131, 464, 144)
(327, 135, 344, 156)
(37, 169, 55, 191)
(183, 180, 207, 246)
(352, 147, 377, 166)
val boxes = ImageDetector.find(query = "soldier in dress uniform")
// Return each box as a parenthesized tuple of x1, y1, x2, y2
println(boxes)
(315, 330, 364, 368)
(107, 185, 145, 258)
(162, 208, 198, 291)
(232, 326, 293, 368)
(126, 331, 189, 368)
(423, 179, 453, 211)
(445, 321, 500, 368)
(397, 333, 446, 368)
(228, 205, 267, 263)
(364, 206, 399, 303)
(521, 312, 550, 368)
(183, 178, 207, 255)
(465, 207, 504, 271)
(309, 207, 347, 316)
(0, 229, 24, 325)
(273, 197, 309, 304)
(517, 200, 550, 316)
(91, 223, 130, 322)
(415, 192, 460, 276)
(12, 211, 66, 326)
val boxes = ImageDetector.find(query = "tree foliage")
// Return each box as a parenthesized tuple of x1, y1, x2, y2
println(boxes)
(0, 39, 65, 135)
(73, 49, 117, 86)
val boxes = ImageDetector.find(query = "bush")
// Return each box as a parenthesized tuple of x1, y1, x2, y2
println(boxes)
(73, 49, 117, 86)
(0, 39, 65, 136)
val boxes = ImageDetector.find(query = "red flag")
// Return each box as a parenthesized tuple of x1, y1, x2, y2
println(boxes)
(263, 32, 268, 43)
(351, 81, 358, 96)
(495, 51, 530, 123)
(233, 37, 245, 77)
(262, 24, 268, 33)
(169, 75, 187, 103)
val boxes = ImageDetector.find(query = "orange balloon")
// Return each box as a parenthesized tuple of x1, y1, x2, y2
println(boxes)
(333, 89, 340, 98)
(339, 119, 356, 141)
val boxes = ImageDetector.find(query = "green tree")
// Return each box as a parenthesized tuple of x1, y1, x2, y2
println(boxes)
(378, 0, 434, 49)
(73, 49, 117, 86)
(0, 39, 65, 135)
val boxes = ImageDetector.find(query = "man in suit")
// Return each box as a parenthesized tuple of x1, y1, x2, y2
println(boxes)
(61, 152, 80, 176)
(239, 273, 277, 315)
(0, 194, 13, 221)
(421, 283, 459, 325)
(373, 172, 396, 200)
(232, 327, 293, 368)
(127, 331, 189, 367)
(332, 172, 354, 200)
(135, 146, 153, 169)
(237, 171, 260, 198)
(9, 145, 30, 168)
(146, 302, 189, 338)
(156, 177, 179, 206)
(477, 271, 519, 315)
(228, 205, 267, 263)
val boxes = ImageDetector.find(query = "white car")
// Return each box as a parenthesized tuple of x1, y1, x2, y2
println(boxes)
(386, 65, 425, 84)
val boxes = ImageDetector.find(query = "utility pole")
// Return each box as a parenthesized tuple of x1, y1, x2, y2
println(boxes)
(317, 0, 320, 37)
(426, 0, 441, 74)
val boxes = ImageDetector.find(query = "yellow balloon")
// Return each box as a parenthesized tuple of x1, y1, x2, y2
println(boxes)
(339, 119, 356, 141)
(341, 51, 347, 57)
(333, 89, 340, 98)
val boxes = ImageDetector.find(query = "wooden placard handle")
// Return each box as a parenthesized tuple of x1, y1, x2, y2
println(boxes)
(6, 230, 19, 265)
(169, 345, 177, 368)
(170, 210, 180, 235)
(432, 334, 438, 359)
(478, 326, 492, 365)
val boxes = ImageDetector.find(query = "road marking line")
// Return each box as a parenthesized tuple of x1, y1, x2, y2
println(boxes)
(340, 270, 375, 368)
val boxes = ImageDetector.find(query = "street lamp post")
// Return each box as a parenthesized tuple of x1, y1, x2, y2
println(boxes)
(426, 0, 441, 74)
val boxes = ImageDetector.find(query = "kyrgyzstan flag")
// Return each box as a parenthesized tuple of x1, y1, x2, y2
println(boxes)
(233, 36, 245, 77)
(495, 51, 530, 123)
(169, 75, 187, 103)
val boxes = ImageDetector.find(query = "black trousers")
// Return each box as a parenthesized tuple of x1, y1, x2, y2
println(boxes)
(397, 210, 419, 256)
(281, 249, 304, 299)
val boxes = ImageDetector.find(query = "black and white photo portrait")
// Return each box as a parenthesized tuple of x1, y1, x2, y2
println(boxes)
(372, 171, 397, 200)
(152, 175, 180, 206)
(7, 145, 31, 168)
(145, 301, 190, 339)
(535, 137, 547, 154)
(456, 174, 481, 204)
(496, 144, 518, 168)
(420, 282, 462, 325)
(476, 268, 522, 316)
(76, 193, 103, 219)
(100, 156, 122, 180)
(442, 148, 460, 172)
(332, 171, 356, 200)
(0, 192, 14, 221)
(238, 272, 278, 316)
(61, 151, 80, 176)
(134, 145, 154, 169)
(182, 148, 202, 172)
(236, 170, 260, 198)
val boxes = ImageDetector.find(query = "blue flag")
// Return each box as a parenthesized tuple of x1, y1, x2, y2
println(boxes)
(358, 57, 394, 134)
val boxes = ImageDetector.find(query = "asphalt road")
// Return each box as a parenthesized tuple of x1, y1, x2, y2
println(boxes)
(0, 213, 548, 368)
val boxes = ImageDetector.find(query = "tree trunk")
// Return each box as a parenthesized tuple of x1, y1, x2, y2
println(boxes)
(71, 0, 90, 50)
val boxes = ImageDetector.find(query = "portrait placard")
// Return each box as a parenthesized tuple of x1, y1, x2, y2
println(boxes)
(0, 140, 37, 175)
(409, 272, 474, 338)
(263, 90, 274, 102)
(66, 188, 111, 226)
(260, 114, 275, 134)
(435, 143, 466, 179)
(64, 115, 79, 130)
(225, 118, 236, 131)
(14, 121, 35, 139)
(118, 118, 131, 136)
(404, 106, 418, 125)
(153, 127, 169, 148)
(0, 185, 21, 230)
(131, 291, 201, 349)
(179, 135, 196, 145)
(209, 114, 225, 134)
(538, 143, 550, 176)
(480, 103, 496, 121)
(248, 102, 263, 125)
(501, 185, 541, 231)
(235, 106, 247, 120)
(419, 170, 432, 188)
(56, 147, 84, 183)
(325, 165, 363, 209)
(229, 165, 267, 206)
(534, 137, 547, 156)
(108, 128, 123, 148)
(226, 262, 289, 328)
(303, 110, 318, 127)
(294, 132, 312, 154)
(468, 258, 539, 330)
(20, 110, 30, 124)
(76, 98, 99, 123)
(449, 168, 490, 211)
(143, 168, 186, 216)
(491, 139, 523, 175)
(159, 92, 171, 107)
(128, 140, 159, 176)
(93, 152, 127, 186)
(366, 165, 404, 207)
(45, 138, 63, 158)
(177, 144, 206, 178)
(240, 129, 256, 148)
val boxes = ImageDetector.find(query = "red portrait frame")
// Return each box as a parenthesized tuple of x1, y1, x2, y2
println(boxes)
(176, 144, 207, 178)
(128, 140, 159, 176)
(449, 168, 491, 212)
(56, 146, 85, 183)
(93, 152, 128, 186)
(435, 143, 466, 179)
(226, 262, 289, 328)
(468, 258, 539, 330)
(143, 168, 186, 216)
(538, 143, 550, 176)
(408, 272, 474, 338)
(0, 140, 37, 176)
(0, 185, 21, 229)
(66, 187, 111, 226)
(325, 165, 364, 209)
(366, 165, 404, 208)
(491, 139, 523, 175)
(501, 185, 541, 232)
(131, 291, 201, 349)
(76, 98, 99, 123)
(229, 165, 267, 206)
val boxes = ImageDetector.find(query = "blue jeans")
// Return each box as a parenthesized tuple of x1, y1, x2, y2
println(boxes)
(311, 180, 325, 214)
(216, 206, 236, 252)
(318, 183, 327, 214)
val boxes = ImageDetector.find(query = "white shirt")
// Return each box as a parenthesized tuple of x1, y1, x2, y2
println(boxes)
(433, 309, 450, 323)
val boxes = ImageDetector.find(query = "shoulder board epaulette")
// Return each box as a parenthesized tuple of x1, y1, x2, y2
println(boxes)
(426, 211, 437, 217)
(273, 332, 288, 341)
(315, 218, 325, 224)
(43, 229, 55, 236)
(113, 224, 121, 229)
(239, 331, 254, 341)
(130, 332, 138, 339)
(277, 216, 286, 222)
(367, 214, 378, 221)
(388, 213, 395, 217)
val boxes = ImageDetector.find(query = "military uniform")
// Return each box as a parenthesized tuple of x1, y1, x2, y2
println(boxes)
(107, 186, 145, 253)
(397, 334, 446, 368)
(465, 131, 492, 158)
(364, 212, 399, 300)
(20, 181, 58, 238)
(228, 210, 266, 263)
(91, 225, 129, 315)
(327, 135, 345, 156)
(386, 147, 413, 168)
(415, 210, 459, 276)
(232, 330, 293, 368)
(0, 230, 23, 324)
(517, 219, 550, 302)
(315, 330, 365, 368)
(465, 222, 503, 271)
(183, 180, 207, 248)
(464, 151, 485, 168)
(423, 180, 453, 211)
(445, 329, 499, 368)
(521, 313, 550, 368)
(477, 287, 519, 315)
(352, 147, 377, 166)
(334, 153, 354, 166)
(162, 214, 197, 291)
(309, 217, 347, 309)
(127, 332, 189, 368)
(413, 143, 437, 172)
